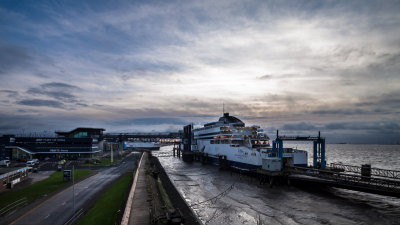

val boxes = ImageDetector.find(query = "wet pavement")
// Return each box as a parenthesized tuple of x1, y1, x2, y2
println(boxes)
(154, 146, 400, 225)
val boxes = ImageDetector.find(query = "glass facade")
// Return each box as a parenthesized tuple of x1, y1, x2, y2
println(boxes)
(73, 132, 88, 138)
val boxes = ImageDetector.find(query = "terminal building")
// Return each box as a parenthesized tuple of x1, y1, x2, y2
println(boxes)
(0, 128, 105, 160)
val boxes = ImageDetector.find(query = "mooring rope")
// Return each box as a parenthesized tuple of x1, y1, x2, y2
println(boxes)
(189, 183, 235, 207)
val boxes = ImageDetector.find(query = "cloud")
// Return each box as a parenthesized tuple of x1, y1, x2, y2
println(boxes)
(0, 44, 33, 75)
(311, 109, 369, 116)
(282, 122, 317, 131)
(257, 74, 272, 80)
(0, 113, 45, 132)
(356, 91, 400, 109)
(110, 117, 187, 126)
(0, 90, 19, 98)
(324, 121, 400, 133)
(25, 82, 83, 104)
(41, 82, 79, 89)
(17, 99, 64, 108)
(0, 1, 399, 143)
(0, 42, 56, 78)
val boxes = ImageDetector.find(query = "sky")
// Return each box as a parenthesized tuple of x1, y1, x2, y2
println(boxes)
(0, 0, 399, 144)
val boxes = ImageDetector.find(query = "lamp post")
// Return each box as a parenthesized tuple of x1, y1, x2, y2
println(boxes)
(72, 165, 75, 214)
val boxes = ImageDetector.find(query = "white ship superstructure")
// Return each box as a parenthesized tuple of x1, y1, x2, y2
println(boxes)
(192, 113, 307, 170)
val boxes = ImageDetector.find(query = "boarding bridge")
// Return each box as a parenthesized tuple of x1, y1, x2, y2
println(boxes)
(271, 131, 325, 169)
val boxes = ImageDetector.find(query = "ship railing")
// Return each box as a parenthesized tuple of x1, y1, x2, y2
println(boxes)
(330, 163, 400, 180)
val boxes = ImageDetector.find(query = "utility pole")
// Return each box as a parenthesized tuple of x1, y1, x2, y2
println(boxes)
(72, 165, 75, 214)
(111, 143, 114, 163)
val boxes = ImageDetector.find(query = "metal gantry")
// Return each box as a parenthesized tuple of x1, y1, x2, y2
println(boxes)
(272, 131, 326, 169)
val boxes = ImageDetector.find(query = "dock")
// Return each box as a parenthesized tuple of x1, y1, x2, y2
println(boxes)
(121, 152, 150, 225)
(286, 165, 400, 197)
(121, 151, 200, 225)
(177, 130, 400, 198)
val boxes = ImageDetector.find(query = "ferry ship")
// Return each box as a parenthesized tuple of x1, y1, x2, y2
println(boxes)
(191, 113, 307, 171)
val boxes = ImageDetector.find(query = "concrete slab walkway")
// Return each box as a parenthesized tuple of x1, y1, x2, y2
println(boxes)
(121, 152, 150, 225)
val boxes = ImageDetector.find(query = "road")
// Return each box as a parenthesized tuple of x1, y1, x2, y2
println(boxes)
(8, 152, 140, 225)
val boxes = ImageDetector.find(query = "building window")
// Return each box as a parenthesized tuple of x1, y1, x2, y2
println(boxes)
(74, 132, 88, 138)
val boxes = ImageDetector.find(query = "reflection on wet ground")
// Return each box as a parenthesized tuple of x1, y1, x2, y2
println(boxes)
(154, 146, 400, 225)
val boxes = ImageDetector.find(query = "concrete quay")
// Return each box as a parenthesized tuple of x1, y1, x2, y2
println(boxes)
(121, 152, 150, 225)
(121, 151, 200, 225)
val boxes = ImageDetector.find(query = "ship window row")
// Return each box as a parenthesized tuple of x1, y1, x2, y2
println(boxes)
(251, 140, 269, 145)
(210, 140, 244, 145)
(196, 132, 220, 137)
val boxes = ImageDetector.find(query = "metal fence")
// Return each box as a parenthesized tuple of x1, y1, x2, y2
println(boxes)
(330, 163, 400, 179)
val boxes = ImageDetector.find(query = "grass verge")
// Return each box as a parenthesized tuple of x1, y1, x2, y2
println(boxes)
(77, 172, 132, 225)
(0, 170, 92, 210)
(157, 178, 174, 210)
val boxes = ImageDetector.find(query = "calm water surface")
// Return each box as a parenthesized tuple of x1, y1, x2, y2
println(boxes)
(284, 143, 400, 170)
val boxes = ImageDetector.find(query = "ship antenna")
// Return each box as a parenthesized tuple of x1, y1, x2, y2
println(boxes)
(223, 102, 225, 115)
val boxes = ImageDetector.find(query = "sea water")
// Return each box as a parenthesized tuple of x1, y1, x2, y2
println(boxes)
(284, 143, 400, 170)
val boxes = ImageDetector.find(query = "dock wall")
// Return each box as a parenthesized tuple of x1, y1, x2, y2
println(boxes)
(150, 155, 201, 225)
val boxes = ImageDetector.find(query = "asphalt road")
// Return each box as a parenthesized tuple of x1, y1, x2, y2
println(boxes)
(8, 152, 140, 225)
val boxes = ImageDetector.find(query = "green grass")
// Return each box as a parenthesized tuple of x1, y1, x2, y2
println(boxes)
(77, 172, 132, 225)
(157, 178, 174, 210)
(0, 170, 92, 210)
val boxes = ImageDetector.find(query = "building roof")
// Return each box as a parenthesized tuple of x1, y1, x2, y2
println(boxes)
(55, 127, 105, 136)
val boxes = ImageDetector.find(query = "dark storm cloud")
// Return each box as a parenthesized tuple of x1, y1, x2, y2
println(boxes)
(17, 99, 64, 108)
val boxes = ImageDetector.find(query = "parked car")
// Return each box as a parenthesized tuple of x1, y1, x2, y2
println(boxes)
(26, 160, 35, 167)
(0, 160, 10, 167)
